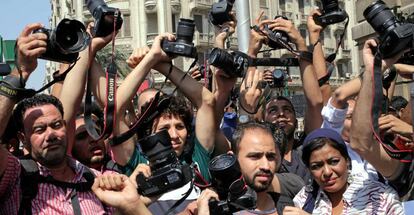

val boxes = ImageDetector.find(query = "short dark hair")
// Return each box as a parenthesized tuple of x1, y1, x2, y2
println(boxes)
(13, 94, 64, 132)
(231, 121, 282, 158)
(160, 95, 193, 133)
(301, 137, 350, 168)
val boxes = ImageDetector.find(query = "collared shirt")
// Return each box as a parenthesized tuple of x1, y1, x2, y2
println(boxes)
(293, 173, 404, 214)
(321, 98, 378, 180)
(0, 152, 110, 215)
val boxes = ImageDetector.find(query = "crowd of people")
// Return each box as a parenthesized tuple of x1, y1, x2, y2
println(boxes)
(1, 4, 414, 215)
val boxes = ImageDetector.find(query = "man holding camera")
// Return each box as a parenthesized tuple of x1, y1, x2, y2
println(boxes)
(195, 122, 293, 215)
(0, 23, 113, 214)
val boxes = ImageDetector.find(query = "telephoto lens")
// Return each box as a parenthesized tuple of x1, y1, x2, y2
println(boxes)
(272, 69, 287, 88)
(209, 0, 235, 26)
(364, 1, 414, 58)
(176, 19, 196, 45)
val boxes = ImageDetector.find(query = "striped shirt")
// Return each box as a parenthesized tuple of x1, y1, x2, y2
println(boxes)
(0, 152, 110, 215)
(293, 173, 404, 214)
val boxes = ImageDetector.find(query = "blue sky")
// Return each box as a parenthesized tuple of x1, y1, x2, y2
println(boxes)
(0, 0, 51, 89)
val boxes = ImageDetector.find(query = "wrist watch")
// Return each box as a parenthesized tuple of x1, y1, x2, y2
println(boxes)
(238, 114, 250, 124)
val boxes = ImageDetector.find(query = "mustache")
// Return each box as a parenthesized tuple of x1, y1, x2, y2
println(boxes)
(253, 170, 273, 178)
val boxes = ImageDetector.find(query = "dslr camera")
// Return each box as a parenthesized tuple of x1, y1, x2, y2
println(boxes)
(208, 154, 256, 215)
(33, 19, 90, 63)
(86, 0, 123, 37)
(162, 18, 197, 58)
(314, 0, 348, 26)
(270, 69, 288, 88)
(209, 0, 235, 26)
(364, 0, 414, 59)
(209, 48, 249, 78)
(264, 16, 291, 50)
(136, 129, 193, 197)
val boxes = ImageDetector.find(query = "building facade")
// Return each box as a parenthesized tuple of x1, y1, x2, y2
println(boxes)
(352, 0, 414, 98)
(47, 0, 358, 93)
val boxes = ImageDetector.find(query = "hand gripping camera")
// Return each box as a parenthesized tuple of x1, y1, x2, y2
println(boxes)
(314, 0, 348, 26)
(86, 0, 123, 37)
(264, 16, 291, 50)
(162, 18, 197, 58)
(209, 0, 235, 26)
(271, 69, 289, 88)
(32, 19, 90, 63)
(208, 154, 257, 215)
(136, 129, 193, 197)
(364, 0, 414, 60)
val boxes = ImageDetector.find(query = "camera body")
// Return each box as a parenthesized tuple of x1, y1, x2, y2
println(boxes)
(209, 48, 248, 77)
(364, 1, 414, 59)
(209, 0, 235, 26)
(265, 16, 290, 50)
(33, 19, 90, 63)
(208, 154, 256, 215)
(136, 129, 193, 197)
(314, 0, 348, 26)
(86, 0, 123, 37)
(271, 69, 288, 88)
(162, 18, 197, 58)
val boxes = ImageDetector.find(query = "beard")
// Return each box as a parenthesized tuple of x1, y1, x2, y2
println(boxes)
(34, 145, 67, 168)
(244, 171, 274, 193)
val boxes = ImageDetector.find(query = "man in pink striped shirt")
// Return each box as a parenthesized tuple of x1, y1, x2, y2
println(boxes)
(0, 23, 112, 215)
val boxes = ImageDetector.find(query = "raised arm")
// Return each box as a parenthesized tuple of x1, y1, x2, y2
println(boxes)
(59, 23, 114, 155)
(265, 17, 323, 133)
(0, 23, 47, 177)
(152, 33, 216, 152)
(350, 39, 403, 177)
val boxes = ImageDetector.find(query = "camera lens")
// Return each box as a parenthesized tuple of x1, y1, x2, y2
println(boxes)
(53, 19, 90, 54)
(176, 18, 195, 45)
(209, 48, 236, 74)
(209, 154, 243, 198)
(272, 69, 284, 80)
(139, 129, 178, 169)
(364, 1, 400, 37)
(321, 0, 339, 13)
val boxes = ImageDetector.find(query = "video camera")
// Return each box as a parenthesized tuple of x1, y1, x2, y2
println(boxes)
(209, 48, 299, 78)
(208, 154, 256, 215)
(33, 19, 90, 63)
(314, 0, 348, 26)
(162, 18, 197, 58)
(364, 0, 414, 61)
(209, 0, 235, 26)
(86, 0, 123, 37)
(136, 129, 193, 197)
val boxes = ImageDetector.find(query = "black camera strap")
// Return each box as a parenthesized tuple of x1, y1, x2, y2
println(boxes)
(84, 9, 121, 141)
(110, 92, 165, 146)
(325, 17, 349, 63)
(371, 53, 413, 162)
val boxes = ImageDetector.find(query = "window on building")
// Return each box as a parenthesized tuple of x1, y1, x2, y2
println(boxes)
(260, 0, 267, 8)
(280, 0, 286, 7)
(194, 14, 203, 33)
(147, 13, 158, 34)
(172, 14, 177, 33)
(320, 31, 324, 45)
(123, 14, 131, 37)
(299, 28, 307, 40)
(299, 0, 304, 11)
